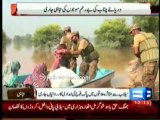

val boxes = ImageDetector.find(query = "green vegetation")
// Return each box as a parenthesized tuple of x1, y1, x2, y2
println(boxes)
(94, 16, 159, 48)
(133, 16, 159, 39)
(120, 0, 159, 5)
(32, 24, 63, 50)
(3, 30, 12, 50)
(94, 18, 132, 48)
(3, 30, 12, 64)
(4, 16, 159, 50)
(3, 30, 7, 49)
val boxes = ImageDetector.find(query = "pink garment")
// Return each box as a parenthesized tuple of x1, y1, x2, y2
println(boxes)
(23, 63, 50, 88)
(51, 49, 68, 70)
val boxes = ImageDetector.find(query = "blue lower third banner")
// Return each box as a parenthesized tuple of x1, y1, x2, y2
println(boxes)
(129, 88, 152, 101)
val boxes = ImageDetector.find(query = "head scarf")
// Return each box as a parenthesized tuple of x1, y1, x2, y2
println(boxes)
(23, 63, 50, 88)
(51, 48, 68, 70)
(3, 60, 21, 87)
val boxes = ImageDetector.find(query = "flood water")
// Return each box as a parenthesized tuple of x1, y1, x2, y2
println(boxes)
(2, 43, 159, 93)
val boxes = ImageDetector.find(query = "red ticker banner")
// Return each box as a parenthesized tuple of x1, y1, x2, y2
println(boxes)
(2, 101, 159, 119)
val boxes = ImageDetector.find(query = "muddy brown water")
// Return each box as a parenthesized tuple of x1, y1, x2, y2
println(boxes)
(2, 43, 159, 99)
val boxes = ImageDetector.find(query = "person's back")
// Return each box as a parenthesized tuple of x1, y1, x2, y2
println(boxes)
(48, 56, 86, 88)
(3, 60, 21, 87)
(48, 67, 77, 87)
(60, 26, 72, 50)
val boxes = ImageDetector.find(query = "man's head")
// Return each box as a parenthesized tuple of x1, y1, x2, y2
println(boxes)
(71, 31, 79, 43)
(129, 24, 141, 36)
(59, 56, 69, 68)
(64, 26, 71, 35)
(57, 44, 67, 50)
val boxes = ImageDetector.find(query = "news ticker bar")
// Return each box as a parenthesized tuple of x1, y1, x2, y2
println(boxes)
(11, 3, 152, 16)
(2, 101, 158, 118)
(7, 88, 152, 101)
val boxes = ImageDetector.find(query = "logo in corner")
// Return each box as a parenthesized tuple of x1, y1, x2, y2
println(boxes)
(129, 88, 152, 101)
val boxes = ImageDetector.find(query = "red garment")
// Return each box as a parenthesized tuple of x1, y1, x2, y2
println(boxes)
(23, 63, 50, 88)
(51, 49, 68, 71)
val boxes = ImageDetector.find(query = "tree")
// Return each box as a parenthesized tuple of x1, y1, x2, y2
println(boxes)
(121, 0, 159, 39)
(2, 30, 8, 64)
(120, 0, 159, 5)
(32, 24, 63, 50)
(3, 30, 7, 50)
(3, 30, 12, 50)
(24, 34, 32, 49)
(133, 16, 159, 39)
(6, 37, 12, 47)
(94, 18, 132, 48)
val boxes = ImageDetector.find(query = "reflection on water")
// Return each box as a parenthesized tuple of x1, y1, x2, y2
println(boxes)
(98, 48, 134, 73)
(2, 48, 6, 65)
(97, 48, 135, 87)
(2, 43, 159, 92)
(13, 41, 32, 51)
(13, 34, 32, 51)
(32, 49, 54, 70)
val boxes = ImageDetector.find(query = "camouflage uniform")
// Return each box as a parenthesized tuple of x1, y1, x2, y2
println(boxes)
(71, 32, 99, 80)
(130, 24, 159, 99)
(79, 59, 98, 80)
(142, 61, 159, 99)
(60, 26, 77, 73)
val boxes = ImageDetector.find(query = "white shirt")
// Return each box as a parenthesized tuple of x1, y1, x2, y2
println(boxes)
(48, 67, 85, 88)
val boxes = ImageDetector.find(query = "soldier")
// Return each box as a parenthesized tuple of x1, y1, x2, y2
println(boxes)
(69, 31, 99, 80)
(60, 26, 72, 50)
(129, 24, 159, 99)
(59, 26, 77, 73)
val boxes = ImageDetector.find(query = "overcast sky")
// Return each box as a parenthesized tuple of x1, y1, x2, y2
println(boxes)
(3, 0, 133, 39)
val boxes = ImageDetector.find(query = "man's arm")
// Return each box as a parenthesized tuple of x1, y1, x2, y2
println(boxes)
(133, 46, 140, 58)
(70, 49, 83, 55)
(70, 39, 87, 55)
(133, 35, 140, 58)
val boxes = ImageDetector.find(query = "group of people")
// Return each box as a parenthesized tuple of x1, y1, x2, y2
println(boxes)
(3, 24, 159, 99)
(48, 26, 100, 87)
(3, 26, 99, 88)
(51, 26, 99, 80)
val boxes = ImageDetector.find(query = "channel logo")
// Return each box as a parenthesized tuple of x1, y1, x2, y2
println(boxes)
(129, 88, 152, 100)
